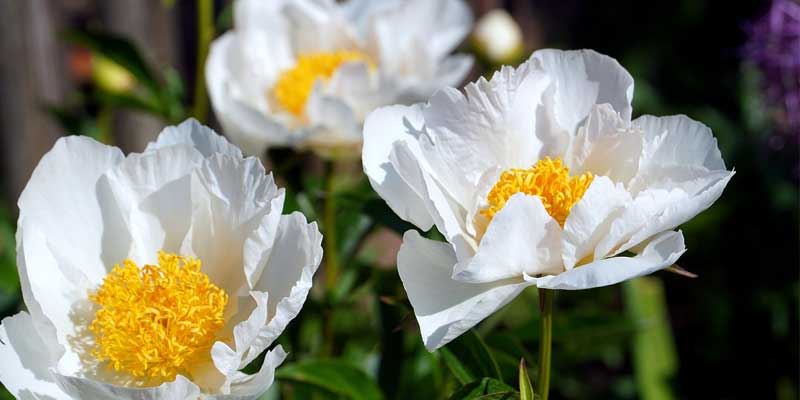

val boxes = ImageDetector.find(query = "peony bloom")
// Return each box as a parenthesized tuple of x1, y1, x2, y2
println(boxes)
(206, 0, 474, 157)
(362, 49, 734, 351)
(0, 119, 322, 398)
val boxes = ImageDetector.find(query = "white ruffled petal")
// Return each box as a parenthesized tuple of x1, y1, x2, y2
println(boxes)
(234, 0, 287, 31)
(184, 155, 284, 295)
(633, 114, 726, 176)
(283, 0, 360, 54)
(390, 141, 475, 260)
(369, 0, 472, 71)
(398, 230, 532, 351)
(250, 213, 321, 353)
(53, 373, 200, 400)
(102, 145, 203, 265)
(594, 170, 733, 259)
(206, 32, 293, 155)
(305, 82, 360, 145)
(534, 230, 685, 290)
(0, 312, 69, 399)
(567, 104, 643, 183)
(209, 346, 287, 400)
(453, 194, 562, 283)
(562, 176, 631, 269)
(362, 104, 435, 230)
(146, 118, 243, 159)
(420, 62, 556, 205)
(532, 49, 634, 134)
(18, 135, 124, 284)
(213, 213, 320, 380)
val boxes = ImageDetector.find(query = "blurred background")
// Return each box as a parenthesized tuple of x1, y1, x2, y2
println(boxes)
(0, 0, 797, 399)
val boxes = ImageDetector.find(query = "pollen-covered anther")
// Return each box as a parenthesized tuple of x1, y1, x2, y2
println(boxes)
(481, 157, 594, 226)
(272, 50, 372, 116)
(89, 251, 228, 383)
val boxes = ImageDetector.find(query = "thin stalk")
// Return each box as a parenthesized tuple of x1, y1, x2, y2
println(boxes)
(537, 288, 554, 399)
(192, 0, 213, 122)
(321, 161, 338, 356)
(323, 161, 339, 292)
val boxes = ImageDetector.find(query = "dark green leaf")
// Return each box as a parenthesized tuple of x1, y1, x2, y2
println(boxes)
(448, 378, 519, 400)
(64, 30, 159, 93)
(440, 329, 503, 384)
(275, 359, 383, 400)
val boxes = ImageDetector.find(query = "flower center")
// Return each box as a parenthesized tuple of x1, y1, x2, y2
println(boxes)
(89, 251, 228, 383)
(272, 50, 371, 116)
(481, 157, 593, 226)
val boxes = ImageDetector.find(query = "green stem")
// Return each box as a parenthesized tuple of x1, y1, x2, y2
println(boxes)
(537, 288, 554, 399)
(323, 161, 339, 292)
(192, 0, 213, 122)
(321, 161, 338, 356)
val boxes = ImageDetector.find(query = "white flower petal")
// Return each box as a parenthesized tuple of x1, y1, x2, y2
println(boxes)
(305, 83, 360, 145)
(103, 145, 203, 265)
(633, 114, 726, 176)
(532, 49, 634, 134)
(420, 62, 555, 205)
(283, 0, 360, 53)
(18, 136, 124, 284)
(53, 373, 200, 400)
(534, 230, 685, 290)
(362, 104, 435, 230)
(145, 118, 243, 159)
(594, 113, 733, 257)
(210, 346, 287, 400)
(453, 194, 562, 283)
(390, 141, 475, 260)
(212, 291, 270, 381)
(326, 61, 387, 121)
(567, 104, 643, 183)
(234, 0, 286, 31)
(0, 312, 69, 399)
(398, 230, 532, 351)
(248, 213, 321, 362)
(562, 176, 631, 269)
(184, 155, 283, 295)
(206, 32, 293, 155)
(213, 212, 320, 378)
(595, 169, 733, 259)
(369, 0, 472, 68)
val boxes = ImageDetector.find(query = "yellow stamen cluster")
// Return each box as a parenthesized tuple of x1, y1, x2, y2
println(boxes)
(89, 251, 228, 383)
(272, 50, 371, 116)
(481, 157, 594, 226)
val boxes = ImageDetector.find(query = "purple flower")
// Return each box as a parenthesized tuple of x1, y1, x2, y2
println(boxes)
(744, 0, 800, 135)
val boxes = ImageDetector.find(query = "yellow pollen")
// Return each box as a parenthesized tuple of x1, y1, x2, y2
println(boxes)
(481, 157, 594, 226)
(89, 251, 228, 383)
(272, 50, 372, 116)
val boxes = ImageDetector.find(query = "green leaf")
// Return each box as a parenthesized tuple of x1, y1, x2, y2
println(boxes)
(518, 359, 534, 400)
(64, 30, 160, 94)
(275, 359, 383, 400)
(448, 378, 519, 400)
(440, 329, 503, 384)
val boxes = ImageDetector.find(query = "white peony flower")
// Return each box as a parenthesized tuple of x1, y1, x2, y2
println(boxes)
(0, 119, 323, 399)
(206, 0, 474, 157)
(362, 49, 734, 351)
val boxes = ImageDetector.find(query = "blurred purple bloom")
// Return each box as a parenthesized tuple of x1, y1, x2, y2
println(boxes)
(744, 0, 800, 134)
